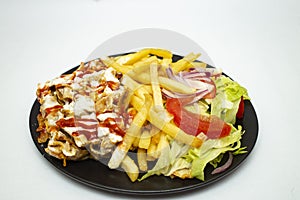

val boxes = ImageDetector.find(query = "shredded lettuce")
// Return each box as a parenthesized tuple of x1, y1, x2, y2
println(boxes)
(184, 100, 210, 116)
(139, 139, 190, 181)
(215, 76, 250, 101)
(140, 125, 245, 182)
(209, 153, 224, 168)
(211, 76, 249, 124)
(233, 146, 247, 155)
(186, 125, 244, 181)
(165, 158, 191, 177)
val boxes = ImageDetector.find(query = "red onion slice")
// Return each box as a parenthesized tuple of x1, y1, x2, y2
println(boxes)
(192, 67, 222, 78)
(164, 67, 217, 103)
(165, 67, 178, 81)
(184, 79, 214, 91)
(189, 90, 210, 104)
(162, 88, 208, 98)
(181, 71, 210, 79)
(165, 67, 187, 85)
(211, 152, 233, 175)
(166, 67, 214, 91)
(162, 88, 210, 104)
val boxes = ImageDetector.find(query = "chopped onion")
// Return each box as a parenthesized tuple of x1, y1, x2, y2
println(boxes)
(211, 152, 233, 175)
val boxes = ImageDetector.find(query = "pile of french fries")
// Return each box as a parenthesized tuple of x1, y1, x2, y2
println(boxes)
(103, 48, 207, 182)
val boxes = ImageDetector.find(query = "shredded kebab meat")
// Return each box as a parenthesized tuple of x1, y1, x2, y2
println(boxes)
(36, 59, 131, 165)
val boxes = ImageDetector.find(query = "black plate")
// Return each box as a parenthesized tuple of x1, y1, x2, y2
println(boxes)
(29, 54, 258, 195)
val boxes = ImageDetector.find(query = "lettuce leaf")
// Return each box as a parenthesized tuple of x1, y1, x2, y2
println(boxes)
(165, 158, 191, 177)
(211, 76, 249, 124)
(215, 76, 250, 101)
(138, 139, 190, 181)
(233, 146, 247, 155)
(184, 125, 244, 181)
(209, 153, 224, 168)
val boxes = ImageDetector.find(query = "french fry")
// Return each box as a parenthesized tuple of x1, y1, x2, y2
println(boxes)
(121, 75, 150, 100)
(120, 49, 151, 65)
(103, 57, 131, 74)
(130, 72, 151, 84)
(115, 54, 136, 65)
(126, 58, 155, 78)
(121, 155, 139, 182)
(135, 87, 150, 101)
(121, 48, 171, 62)
(137, 148, 148, 171)
(108, 95, 152, 169)
(146, 126, 160, 158)
(115, 48, 172, 66)
(156, 132, 168, 158)
(160, 58, 172, 71)
(188, 61, 207, 68)
(147, 140, 157, 161)
(138, 129, 151, 149)
(130, 95, 147, 112)
(150, 62, 164, 111)
(146, 126, 160, 160)
(132, 129, 141, 149)
(132, 56, 158, 69)
(141, 85, 153, 94)
(151, 130, 161, 144)
(172, 53, 201, 72)
(121, 74, 141, 91)
(147, 48, 172, 59)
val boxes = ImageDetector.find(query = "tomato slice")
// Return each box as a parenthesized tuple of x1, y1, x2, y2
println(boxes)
(236, 96, 244, 119)
(166, 98, 231, 139)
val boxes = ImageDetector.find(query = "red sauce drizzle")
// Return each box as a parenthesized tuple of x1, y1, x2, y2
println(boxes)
(100, 117, 125, 137)
(56, 117, 75, 127)
(45, 105, 63, 116)
(71, 130, 98, 140)
(56, 117, 98, 140)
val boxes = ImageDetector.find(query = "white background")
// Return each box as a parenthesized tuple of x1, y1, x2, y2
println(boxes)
(0, 0, 299, 199)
